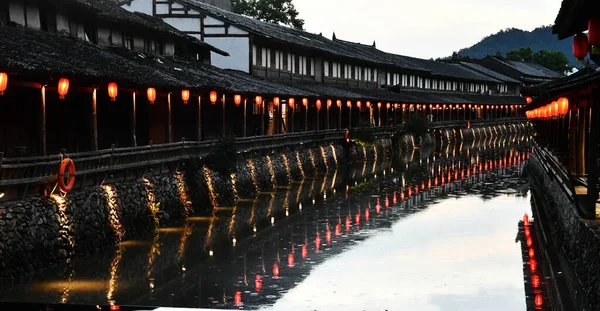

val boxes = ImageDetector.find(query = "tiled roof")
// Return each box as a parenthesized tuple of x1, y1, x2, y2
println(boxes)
(0, 24, 312, 97)
(458, 62, 521, 83)
(487, 57, 561, 79)
(54, 0, 228, 55)
(521, 66, 599, 107)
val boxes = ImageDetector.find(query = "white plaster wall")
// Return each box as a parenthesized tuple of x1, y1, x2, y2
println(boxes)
(172, 2, 184, 9)
(25, 4, 40, 29)
(121, 0, 153, 15)
(134, 37, 145, 50)
(8, 1, 25, 26)
(205, 37, 249, 72)
(163, 17, 200, 32)
(156, 3, 169, 14)
(228, 25, 247, 35)
(204, 27, 225, 34)
(204, 16, 224, 26)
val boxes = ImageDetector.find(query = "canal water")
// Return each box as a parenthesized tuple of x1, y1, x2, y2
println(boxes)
(0, 134, 552, 310)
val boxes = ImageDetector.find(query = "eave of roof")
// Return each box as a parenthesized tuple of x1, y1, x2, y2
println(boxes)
(552, 0, 598, 40)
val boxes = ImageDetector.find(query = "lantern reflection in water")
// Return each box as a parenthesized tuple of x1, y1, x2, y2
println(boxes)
(255, 275, 263, 293)
(302, 244, 308, 259)
(288, 253, 294, 267)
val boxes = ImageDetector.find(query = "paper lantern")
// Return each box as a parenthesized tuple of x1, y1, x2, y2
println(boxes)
(394, 103, 398, 109)
(274, 97, 280, 107)
(346, 100, 351, 108)
(573, 33, 589, 60)
(552, 101, 559, 117)
(255, 95, 262, 106)
(327, 99, 332, 108)
(316, 99, 322, 110)
(289, 98, 295, 108)
(0, 72, 7, 95)
(302, 98, 308, 107)
(402, 103, 406, 109)
(210, 91, 218, 104)
(377, 102, 382, 109)
(147, 88, 156, 104)
(386, 103, 391, 109)
(558, 97, 569, 115)
(181, 90, 190, 104)
(58, 78, 70, 99)
(366, 101, 371, 108)
(356, 100, 361, 108)
(234, 94, 242, 106)
(336, 100, 341, 107)
(107, 82, 118, 102)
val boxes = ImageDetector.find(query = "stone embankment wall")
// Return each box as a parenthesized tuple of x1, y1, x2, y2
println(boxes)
(0, 138, 391, 279)
(528, 153, 600, 309)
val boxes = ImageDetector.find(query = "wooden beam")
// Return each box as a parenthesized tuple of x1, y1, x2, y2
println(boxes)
(167, 93, 172, 143)
(198, 96, 202, 141)
(92, 89, 98, 151)
(132, 91, 137, 147)
(41, 86, 46, 156)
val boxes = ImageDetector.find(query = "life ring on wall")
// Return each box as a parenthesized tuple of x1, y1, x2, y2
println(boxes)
(345, 130, 350, 143)
(58, 158, 76, 193)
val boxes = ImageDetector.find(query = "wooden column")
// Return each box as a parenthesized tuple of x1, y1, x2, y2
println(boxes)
(326, 105, 330, 130)
(243, 99, 247, 137)
(41, 86, 47, 156)
(222, 95, 226, 138)
(304, 104, 308, 132)
(261, 100, 265, 136)
(577, 108, 587, 176)
(167, 93, 172, 143)
(316, 108, 320, 131)
(568, 110, 578, 173)
(338, 105, 341, 129)
(198, 96, 202, 141)
(91, 88, 98, 151)
(131, 91, 137, 147)
(586, 89, 600, 218)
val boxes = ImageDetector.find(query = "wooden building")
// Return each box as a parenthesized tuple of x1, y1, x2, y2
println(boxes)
(479, 56, 562, 87)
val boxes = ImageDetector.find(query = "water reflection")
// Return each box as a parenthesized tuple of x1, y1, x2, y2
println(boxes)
(0, 134, 535, 310)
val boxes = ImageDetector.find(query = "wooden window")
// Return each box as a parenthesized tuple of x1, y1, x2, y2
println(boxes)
(255, 47, 263, 66)
(123, 34, 133, 50)
(294, 55, 300, 74)
(305, 57, 311, 76)
(39, 3, 56, 32)
(310, 58, 314, 76)
(143, 39, 152, 53)
(283, 52, 288, 71)
(154, 41, 164, 55)
(84, 23, 97, 43)
(351, 66, 356, 80)
(270, 49, 276, 68)
(0, 1, 8, 26)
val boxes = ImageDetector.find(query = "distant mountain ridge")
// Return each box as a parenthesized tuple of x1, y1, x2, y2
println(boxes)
(455, 26, 576, 65)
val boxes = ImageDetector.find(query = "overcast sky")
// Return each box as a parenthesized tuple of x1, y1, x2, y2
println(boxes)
(294, 0, 562, 59)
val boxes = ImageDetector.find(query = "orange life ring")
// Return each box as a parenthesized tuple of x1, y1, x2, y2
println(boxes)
(58, 158, 76, 193)
(345, 130, 350, 142)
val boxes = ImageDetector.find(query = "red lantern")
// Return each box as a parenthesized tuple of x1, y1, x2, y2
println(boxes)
(316, 99, 322, 110)
(181, 90, 190, 104)
(589, 18, 600, 47)
(535, 294, 543, 308)
(402, 103, 406, 109)
(336, 100, 341, 107)
(366, 101, 371, 108)
(346, 100, 351, 108)
(58, 78, 70, 99)
(394, 103, 398, 109)
(356, 100, 361, 108)
(327, 99, 332, 108)
(0, 72, 7, 95)
(377, 102, 382, 109)
(302, 98, 308, 107)
(386, 103, 391, 109)
(274, 97, 280, 107)
(525, 96, 533, 104)
(573, 33, 589, 60)
(147, 88, 156, 104)
(234, 94, 242, 106)
(552, 101, 559, 117)
(529, 248, 535, 258)
(108, 82, 118, 101)
(255, 95, 262, 106)
(548, 102, 555, 117)
(289, 98, 295, 108)
(558, 97, 569, 115)
(210, 91, 218, 104)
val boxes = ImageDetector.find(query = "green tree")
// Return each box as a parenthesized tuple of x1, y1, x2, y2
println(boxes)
(532, 50, 571, 73)
(506, 47, 533, 62)
(232, 0, 304, 30)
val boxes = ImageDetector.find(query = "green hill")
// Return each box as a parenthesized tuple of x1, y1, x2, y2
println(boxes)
(456, 26, 576, 65)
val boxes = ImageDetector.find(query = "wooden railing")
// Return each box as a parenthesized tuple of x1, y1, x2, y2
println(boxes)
(0, 119, 524, 188)
(532, 140, 577, 203)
